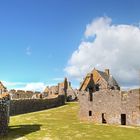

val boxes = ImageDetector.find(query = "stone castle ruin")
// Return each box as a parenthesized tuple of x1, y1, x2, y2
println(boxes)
(0, 81, 65, 136)
(1, 67, 139, 137)
(3, 78, 77, 101)
(44, 78, 78, 101)
(78, 68, 140, 126)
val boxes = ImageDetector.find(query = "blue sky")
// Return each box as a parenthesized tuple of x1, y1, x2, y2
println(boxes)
(0, 0, 140, 91)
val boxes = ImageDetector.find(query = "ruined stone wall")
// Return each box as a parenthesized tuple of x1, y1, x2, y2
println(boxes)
(121, 89, 140, 125)
(58, 82, 64, 95)
(9, 90, 41, 100)
(67, 87, 78, 101)
(10, 95, 65, 116)
(79, 89, 140, 126)
(0, 94, 10, 136)
(49, 86, 59, 95)
(44, 86, 59, 97)
(44, 81, 77, 101)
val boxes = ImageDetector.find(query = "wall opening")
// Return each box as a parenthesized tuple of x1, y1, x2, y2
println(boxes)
(89, 92, 93, 101)
(88, 87, 93, 101)
(89, 111, 92, 116)
(121, 114, 126, 125)
(95, 84, 99, 91)
(102, 113, 107, 123)
(17, 94, 19, 98)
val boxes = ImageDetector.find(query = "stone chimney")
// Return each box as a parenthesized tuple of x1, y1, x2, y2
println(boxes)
(69, 82, 71, 87)
(64, 77, 68, 102)
(64, 77, 68, 89)
(105, 69, 110, 75)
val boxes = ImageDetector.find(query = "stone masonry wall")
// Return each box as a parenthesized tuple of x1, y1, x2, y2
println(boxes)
(10, 95, 65, 116)
(79, 89, 140, 126)
(0, 94, 10, 136)
(9, 90, 38, 100)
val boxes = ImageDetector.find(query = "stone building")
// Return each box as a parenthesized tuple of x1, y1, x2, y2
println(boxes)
(79, 89, 140, 126)
(78, 68, 140, 126)
(44, 86, 59, 98)
(44, 78, 77, 101)
(79, 68, 120, 92)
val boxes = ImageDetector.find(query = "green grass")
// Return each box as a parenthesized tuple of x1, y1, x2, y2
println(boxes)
(1, 102, 140, 140)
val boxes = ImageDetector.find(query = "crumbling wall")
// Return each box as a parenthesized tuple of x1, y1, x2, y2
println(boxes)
(121, 89, 140, 125)
(44, 81, 77, 101)
(10, 95, 65, 116)
(67, 87, 77, 101)
(79, 89, 140, 126)
(0, 94, 10, 136)
(9, 90, 41, 100)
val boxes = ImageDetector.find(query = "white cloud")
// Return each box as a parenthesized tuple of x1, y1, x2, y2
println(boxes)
(26, 46, 32, 56)
(65, 16, 140, 87)
(22, 83, 46, 91)
(2, 81, 46, 92)
(2, 81, 26, 87)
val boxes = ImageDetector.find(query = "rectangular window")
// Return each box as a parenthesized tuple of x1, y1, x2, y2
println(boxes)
(89, 111, 92, 116)
(89, 92, 93, 101)
(88, 87, 93, 101)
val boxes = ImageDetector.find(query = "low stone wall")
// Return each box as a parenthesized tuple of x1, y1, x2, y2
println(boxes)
(0, 94, 10, 136)
(10, 95, 65, 116)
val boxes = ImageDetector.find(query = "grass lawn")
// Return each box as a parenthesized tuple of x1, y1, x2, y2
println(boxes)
(1, 102, 140, 140)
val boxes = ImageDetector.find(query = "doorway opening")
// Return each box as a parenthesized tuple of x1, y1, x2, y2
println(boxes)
(121, 114, 126, 125)
(102, 113, 107, 123)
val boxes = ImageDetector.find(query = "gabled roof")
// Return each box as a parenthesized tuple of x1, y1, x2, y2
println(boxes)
(79, 68, 119, 91)
(79, 73, 94, 91)
(96, 70, 119, 87)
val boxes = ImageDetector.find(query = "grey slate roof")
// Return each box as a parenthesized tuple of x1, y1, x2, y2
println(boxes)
(97, 70, 119, 87)
(97, 70, 109, 81)
(108, 75, 119, 87)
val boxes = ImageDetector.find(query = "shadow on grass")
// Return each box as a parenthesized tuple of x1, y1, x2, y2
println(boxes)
(0, 124, 41, 140)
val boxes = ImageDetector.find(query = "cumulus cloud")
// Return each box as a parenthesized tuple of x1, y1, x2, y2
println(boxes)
(23, 82, 46, 91)
(3, 81, 46, 92)
(65, 16, 140, 87)
(2, 81, 25, 87)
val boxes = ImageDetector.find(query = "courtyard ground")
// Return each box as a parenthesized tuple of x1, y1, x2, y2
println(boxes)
(1, 102, 140, 140)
